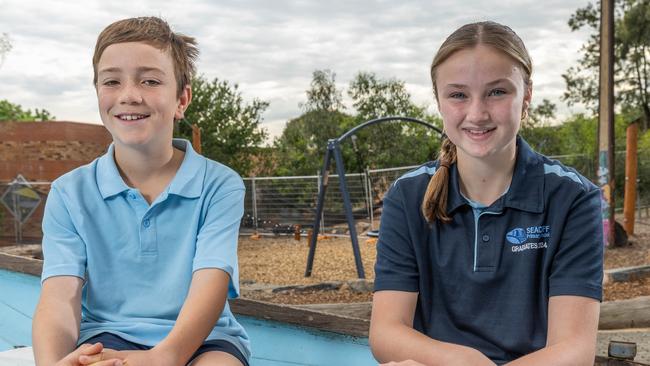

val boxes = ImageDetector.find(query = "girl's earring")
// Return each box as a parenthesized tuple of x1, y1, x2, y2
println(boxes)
(521, 109, 528, 121)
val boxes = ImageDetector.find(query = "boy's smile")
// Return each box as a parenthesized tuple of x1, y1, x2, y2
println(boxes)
(96, 42, 190, 150)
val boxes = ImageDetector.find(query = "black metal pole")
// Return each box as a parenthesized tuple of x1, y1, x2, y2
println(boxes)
(305, 116, 443, 278)
(305, 141, 334, 277)
(333, 142, 366, 279)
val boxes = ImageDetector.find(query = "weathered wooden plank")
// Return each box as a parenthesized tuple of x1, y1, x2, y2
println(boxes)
(0, 253, 41, 277)
(230, 299, 370, 337)
(600, 296, 650, 330)
(594, 355, 650, 365)
(293, 302, 372, 320)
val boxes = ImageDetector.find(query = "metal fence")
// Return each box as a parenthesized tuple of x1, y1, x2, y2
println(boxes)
(550, 149, 650, 212)
(3, 148, 650, 242)
(240, 166, 418, 235)
(242, 149, 650, 236)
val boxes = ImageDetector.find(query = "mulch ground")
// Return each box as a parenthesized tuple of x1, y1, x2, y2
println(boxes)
(239, 220, 650, 304)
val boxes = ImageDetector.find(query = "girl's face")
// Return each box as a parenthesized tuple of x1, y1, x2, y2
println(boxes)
(436, 44, 531, 163)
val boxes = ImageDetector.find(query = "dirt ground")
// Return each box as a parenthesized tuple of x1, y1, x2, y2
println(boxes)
(239, 221, 650, 304)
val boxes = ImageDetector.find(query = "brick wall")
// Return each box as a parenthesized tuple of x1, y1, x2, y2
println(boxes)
(0, 121, 112, 243)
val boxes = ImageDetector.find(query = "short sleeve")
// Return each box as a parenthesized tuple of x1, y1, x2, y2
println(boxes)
(374, 183, 420, 292)
(549, 187, 604, 301)
(193, 187, 245, 298)
(41, 185, 87, 283)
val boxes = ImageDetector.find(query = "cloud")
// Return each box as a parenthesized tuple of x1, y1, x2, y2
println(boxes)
(0, 0, 593, 135)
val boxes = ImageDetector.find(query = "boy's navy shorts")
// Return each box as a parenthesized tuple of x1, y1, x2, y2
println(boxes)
(82, 332, 249, 366)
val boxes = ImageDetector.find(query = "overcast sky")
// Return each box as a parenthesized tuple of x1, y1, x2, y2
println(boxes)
(0, 0, 593, 141)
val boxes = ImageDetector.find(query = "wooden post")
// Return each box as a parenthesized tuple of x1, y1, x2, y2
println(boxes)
(598, 0, 615, 246)
(294, 224, 301, 241)
(623, 122, 639, 235)
(191, 124, 202, 154)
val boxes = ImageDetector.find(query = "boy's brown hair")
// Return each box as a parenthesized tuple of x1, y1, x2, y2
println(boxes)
(92, 16, 199, 98)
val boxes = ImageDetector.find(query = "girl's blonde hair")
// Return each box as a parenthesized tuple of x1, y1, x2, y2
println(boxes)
(422, 21, 532, 224)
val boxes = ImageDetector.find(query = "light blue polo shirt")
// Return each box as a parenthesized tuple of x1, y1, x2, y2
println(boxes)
(41, 139, 250, 359)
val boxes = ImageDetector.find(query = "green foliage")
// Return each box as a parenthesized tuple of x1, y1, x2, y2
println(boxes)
(346, 71, 442, 170)
(519, 99, 563, 154)
(273, 110, 353, 176)
(564, 0, 650, 128)
(273, 70, 444, 176)
(0, 99, 54, 121)
(348, 71, 424, 120)
(176, 75, 268, 176)
(272, 69, 350, 176)
(302, 69, 344, 112)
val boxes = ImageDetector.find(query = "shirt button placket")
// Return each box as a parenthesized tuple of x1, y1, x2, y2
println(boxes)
(140, 216, 157, 255)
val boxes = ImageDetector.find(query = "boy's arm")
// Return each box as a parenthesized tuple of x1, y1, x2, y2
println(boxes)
(504, 295, 599, 366)
(154, 268, 231, 364)
(32, 276, 83, 365)
(370, 290, 496, 366)
(94, 268, 230, 366)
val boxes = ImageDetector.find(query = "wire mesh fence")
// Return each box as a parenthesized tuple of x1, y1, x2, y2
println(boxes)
(239, 166, 418, 236)
(550, 149, 650, 212)
(3, 148, 650, 243)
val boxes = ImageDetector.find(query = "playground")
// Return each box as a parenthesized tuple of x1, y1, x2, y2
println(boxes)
(2, 113, 650, 364)
(233, 223, 650, 304)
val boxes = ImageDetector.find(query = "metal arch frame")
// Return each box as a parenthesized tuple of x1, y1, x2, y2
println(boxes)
(305, 116, 443, 278)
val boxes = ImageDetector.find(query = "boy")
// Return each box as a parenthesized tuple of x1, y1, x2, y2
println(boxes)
(32, 17, 250, 366)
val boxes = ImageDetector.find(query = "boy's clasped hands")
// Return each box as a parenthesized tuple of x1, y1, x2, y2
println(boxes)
(55, 342, 178, 366)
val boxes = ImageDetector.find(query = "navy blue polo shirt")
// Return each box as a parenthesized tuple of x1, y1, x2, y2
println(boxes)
(374, 136, 603, 364)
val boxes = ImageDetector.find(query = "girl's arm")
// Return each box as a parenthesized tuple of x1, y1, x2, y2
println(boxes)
(505, 295, 599, 366)
(370, 290, 496, 366)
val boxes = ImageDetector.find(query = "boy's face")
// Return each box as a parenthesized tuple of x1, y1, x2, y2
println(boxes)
(96, 42, 191, 150)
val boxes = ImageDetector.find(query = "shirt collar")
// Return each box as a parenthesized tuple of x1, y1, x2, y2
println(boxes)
(167, 139, 204, 198)
(96, 143, 129, 199)
(96, 139, 205, 200)
(446, 135, 544, 214)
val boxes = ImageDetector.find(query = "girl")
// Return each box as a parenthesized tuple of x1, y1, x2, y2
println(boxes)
(370, 21, 603, 366)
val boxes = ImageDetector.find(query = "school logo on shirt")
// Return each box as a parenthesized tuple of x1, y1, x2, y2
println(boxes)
(506, 226, 550, 252)
(506, 228, 527, 244)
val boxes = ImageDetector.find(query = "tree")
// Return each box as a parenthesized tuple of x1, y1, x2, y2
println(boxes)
(0, 99, 54, 121)
(349, 71, 425, 120)
(0, 33, 11, 67)
(176, 75, 268, 176)
(519, 99, 564, 154)
(274, 70, 352, 175)
(273, 110, 353, 176)
(347, 71, 441, 170)
(301, 69, 344, 112)
(563, 0, 650, 129)
(274, 70, 444, 176)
